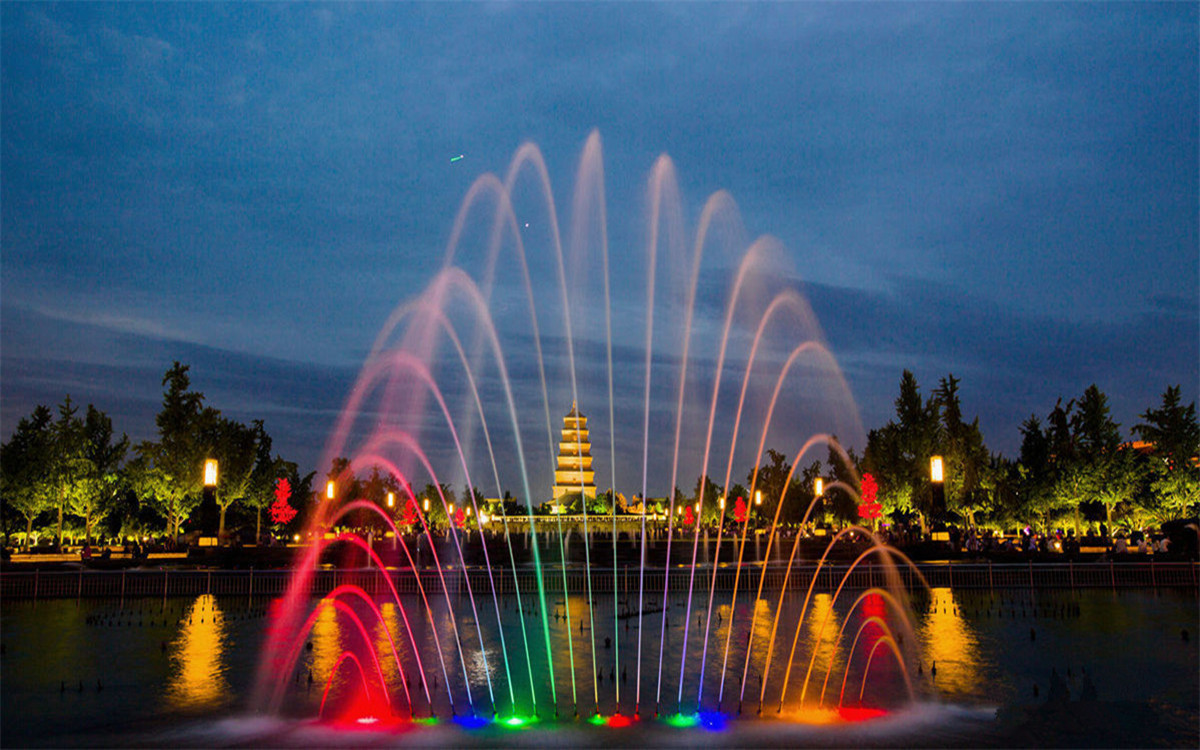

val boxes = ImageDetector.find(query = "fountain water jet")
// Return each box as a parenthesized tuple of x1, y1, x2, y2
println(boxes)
(255, 131, 927, 732)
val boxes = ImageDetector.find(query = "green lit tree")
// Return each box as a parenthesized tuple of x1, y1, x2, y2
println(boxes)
(66, 405, 129, 543)
(207, 417, 264, 538)
(693, 473, 725, 524)
(863, 371, 940, 532)
(1135, 385, 1200, 521)
(132, 363, 218, 538)
(932, 376, 990, 528)
(0, 405, 57, 549)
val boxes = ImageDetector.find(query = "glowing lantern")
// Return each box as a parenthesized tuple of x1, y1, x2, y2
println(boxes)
(931, 456, 944, 483)
(203, 459, 218, 487)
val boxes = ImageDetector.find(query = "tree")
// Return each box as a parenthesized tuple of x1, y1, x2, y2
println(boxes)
(0, 406, 57, 549)
(693, 473, 725, 524)
(1074, 385, 1122, 456)
(133, 363, 218, 538)
(1092, 447, 1144, 529)
(1135, 385, 1200, 521)
(857, 473, 882, 525)
(208, 417, 263, 538)
(461, 482, 485, 515)
(66, 405, 129, 543)
(416, 483, 448, 527)
(399, 496, 421, 528)
(1053, 386, 1122, 533)
(979, 453, 1022, 531)
(747, 448, 793, 522)
(49, 397, 88, 548)
(269, 478, 298, 525)
(1136, 386, 1200, 467)
(244, 431, 296, 543)
(797, 461, 825, 524)
(733, 496, 748, 524)
(825, 441, 862, 527)
(864, 371, 941, 532)
(932, 376, 989, 528)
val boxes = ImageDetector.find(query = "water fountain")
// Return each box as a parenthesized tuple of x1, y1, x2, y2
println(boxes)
(253, 131, 930, 736)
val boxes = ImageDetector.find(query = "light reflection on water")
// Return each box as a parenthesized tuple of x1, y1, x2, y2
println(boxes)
(165, 594, 231, 710)
(918, 588, 984, 700)
(1, 587, 1197, 747)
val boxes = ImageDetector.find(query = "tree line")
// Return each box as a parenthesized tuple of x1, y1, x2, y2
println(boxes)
(1, 363, 311, 549)
(2, 363, 1196, 549)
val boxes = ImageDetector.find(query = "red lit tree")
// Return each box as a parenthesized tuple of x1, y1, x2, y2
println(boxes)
(399, 497, 420, 528)
(733, 496, 748, 524)
(454, 508, 467, 530)
(683, 505, 695, 526)
(269, 477, 298, 526)
(857, 472, 882, 524)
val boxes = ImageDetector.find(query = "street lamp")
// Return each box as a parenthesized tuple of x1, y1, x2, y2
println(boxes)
(930, 455, 946, 529)
(814, 477, 824, 497)
(754, 490, 762, 506)
(423, 498, 430, 513)
(387, 492, 395, 508)
(326, 480, 335, 500)
(202, 459, 220, 540)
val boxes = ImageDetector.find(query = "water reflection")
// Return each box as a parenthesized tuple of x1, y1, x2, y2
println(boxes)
(918, 587, 981, 698)
(310, 603, 344, 694)
(165, 595, 231, 710)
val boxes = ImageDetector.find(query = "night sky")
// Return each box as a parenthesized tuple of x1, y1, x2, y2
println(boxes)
(2, 3, 1196, 495)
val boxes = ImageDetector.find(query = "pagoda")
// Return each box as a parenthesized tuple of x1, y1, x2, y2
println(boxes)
(552, 401, 596, 500)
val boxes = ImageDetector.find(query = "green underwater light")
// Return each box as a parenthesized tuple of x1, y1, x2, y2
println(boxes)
(662, 712, 700, 728)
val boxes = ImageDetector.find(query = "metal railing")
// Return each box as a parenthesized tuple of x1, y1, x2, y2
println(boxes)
(2, 561, 1196, 601)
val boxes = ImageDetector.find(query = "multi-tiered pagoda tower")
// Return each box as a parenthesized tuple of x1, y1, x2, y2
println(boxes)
(552, 402, 596, 501)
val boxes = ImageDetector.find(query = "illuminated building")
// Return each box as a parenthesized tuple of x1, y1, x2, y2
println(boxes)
(552, 402, 596, 501)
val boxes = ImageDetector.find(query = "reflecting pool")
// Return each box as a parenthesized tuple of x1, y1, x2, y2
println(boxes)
(1, 588, 1196, 747)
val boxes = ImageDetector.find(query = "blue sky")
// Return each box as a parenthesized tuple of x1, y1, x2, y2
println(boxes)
(2, 3, 1196, 494)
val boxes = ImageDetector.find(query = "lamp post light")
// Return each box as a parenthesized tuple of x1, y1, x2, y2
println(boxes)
(814, 477, 824, 497)
(387, 492, 395, 509)
(202, 458, 220, 541)
(754, 490, 762, 506)
(930, 455, 945, 532)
